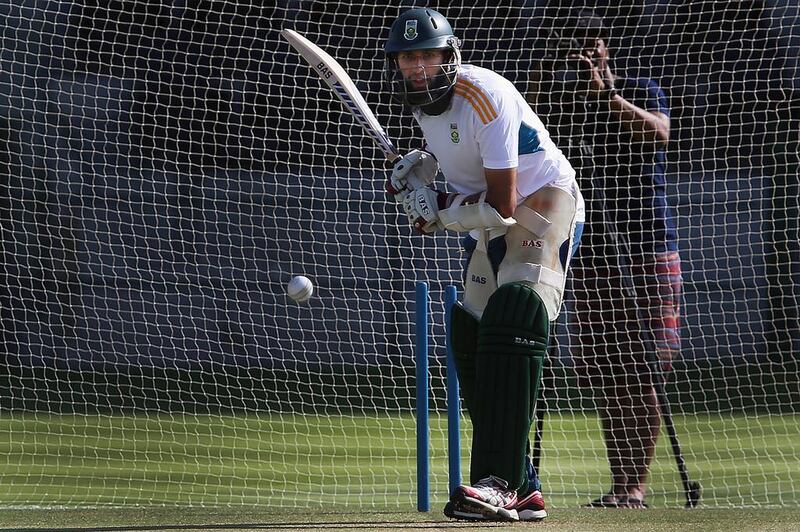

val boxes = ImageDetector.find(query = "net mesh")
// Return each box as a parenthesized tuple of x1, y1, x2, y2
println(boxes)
(0, 0, 798, 509)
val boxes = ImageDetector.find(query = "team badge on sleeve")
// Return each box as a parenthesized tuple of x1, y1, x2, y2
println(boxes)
(404, 20, 418, 40)
(450, 123, 460, 143)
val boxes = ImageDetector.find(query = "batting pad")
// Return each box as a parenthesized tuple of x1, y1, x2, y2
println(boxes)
(450, 301, 480, 418)
(469, 282, 548, 492)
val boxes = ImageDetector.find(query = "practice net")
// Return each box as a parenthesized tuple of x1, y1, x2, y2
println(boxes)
(0, 0, 798, 509)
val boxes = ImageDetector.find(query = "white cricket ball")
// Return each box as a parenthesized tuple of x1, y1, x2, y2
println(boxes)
(287, 275, 314, 303)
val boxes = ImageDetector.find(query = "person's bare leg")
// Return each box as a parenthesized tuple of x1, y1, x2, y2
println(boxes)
(598, 391, 626, 502)
(599, 380, 660, 506)
(634, 386, 661, 499)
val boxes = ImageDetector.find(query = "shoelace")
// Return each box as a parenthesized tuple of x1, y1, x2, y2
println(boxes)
(474, 475, 509, 490)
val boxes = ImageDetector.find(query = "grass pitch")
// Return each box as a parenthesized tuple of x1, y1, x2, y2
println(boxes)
(0, 411, 798, 530)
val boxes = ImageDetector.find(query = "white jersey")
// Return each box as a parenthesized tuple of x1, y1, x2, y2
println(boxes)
(413, 64, 584, 220)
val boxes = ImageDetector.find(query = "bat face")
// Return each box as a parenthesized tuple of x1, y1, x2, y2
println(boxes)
(281, 29, 399, 162)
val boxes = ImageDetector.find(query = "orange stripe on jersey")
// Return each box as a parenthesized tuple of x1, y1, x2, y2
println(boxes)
(454, 82, 496, 124)
(457, 78, 496, 115)
(455, 79, 498, 124)
(454, 86, 491, 124)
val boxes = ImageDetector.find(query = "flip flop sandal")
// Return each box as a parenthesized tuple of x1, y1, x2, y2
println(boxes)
(584, 495, 620, 508)
(616, 496, 649, 508)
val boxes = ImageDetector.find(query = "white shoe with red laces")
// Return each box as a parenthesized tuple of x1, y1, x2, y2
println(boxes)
(444, 475, 520, 521)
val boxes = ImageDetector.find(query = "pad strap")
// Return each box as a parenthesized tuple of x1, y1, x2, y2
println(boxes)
(438, 191, 517, 233)
(514, 205, 552, 236)
(498, 263, 564, 290)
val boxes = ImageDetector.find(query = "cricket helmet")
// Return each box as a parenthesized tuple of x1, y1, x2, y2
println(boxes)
(384, 8, 461, 107)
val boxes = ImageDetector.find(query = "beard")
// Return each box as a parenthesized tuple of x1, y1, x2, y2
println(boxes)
(403, 66, 457, 107)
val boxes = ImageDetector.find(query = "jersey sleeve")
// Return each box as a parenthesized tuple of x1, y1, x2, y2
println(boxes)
(643, 79, 670, 117)
(620, 78, 670, 118)
(466, 84, 520, 170)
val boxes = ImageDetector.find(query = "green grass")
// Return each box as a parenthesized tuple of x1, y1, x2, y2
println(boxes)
(0, 411, 799, 529)
(3, 507, 800, 531)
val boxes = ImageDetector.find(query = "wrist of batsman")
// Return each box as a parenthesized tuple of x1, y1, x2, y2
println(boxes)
(437, 191, 483, 209)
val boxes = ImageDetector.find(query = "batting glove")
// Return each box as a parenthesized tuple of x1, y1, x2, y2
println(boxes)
(386, 149, 439, 203)
(403, 186, 443, 234)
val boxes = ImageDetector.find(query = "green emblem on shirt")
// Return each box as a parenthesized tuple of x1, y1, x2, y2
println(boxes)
(450, 123, 460, 144)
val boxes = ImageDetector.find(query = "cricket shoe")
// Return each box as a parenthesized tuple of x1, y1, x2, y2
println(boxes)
(443, 475, 519, 521)
(516, 455, 547, 520)
(514, 488, 547, 521)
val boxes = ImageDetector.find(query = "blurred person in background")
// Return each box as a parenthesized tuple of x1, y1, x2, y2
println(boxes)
(527, 9, 683, 508)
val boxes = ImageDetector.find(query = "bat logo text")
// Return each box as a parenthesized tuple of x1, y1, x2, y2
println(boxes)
(316, 62, 333, 79)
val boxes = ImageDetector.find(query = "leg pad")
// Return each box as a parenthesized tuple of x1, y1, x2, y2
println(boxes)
(469, 283, 549, 492)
